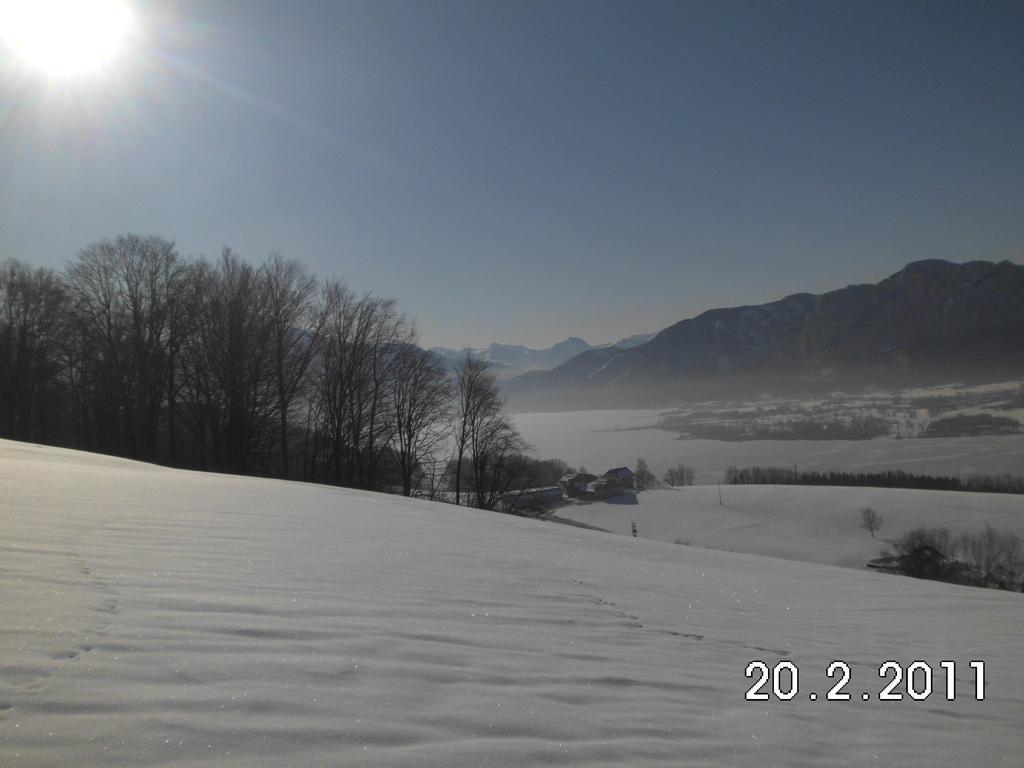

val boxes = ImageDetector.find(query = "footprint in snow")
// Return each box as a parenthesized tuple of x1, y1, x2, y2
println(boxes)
(664, 630, 705, 641)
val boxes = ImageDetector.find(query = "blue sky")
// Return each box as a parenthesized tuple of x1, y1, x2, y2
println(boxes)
(2, 0, 1022, 348)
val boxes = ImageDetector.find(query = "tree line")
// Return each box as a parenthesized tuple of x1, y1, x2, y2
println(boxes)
(723, 466, 1024, 494)
(884, 524, 1023, 591)
(0, 234, 546, 508)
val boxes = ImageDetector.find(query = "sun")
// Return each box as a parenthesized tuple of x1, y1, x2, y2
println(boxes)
(0, 0, 137, 78)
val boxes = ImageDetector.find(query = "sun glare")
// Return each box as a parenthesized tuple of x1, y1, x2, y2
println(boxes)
(0, 0, 137, 78)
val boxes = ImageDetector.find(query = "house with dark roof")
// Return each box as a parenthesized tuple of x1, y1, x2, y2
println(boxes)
(558, 472, 598, 498)
(602, 466, 635, 489)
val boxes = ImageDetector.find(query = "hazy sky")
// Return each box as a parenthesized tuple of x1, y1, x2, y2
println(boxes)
(2, 0, 1022, 349)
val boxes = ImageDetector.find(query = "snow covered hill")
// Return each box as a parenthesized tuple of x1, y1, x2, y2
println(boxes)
(1, 439, 1021, 767)
(554, 485, 1024, 569)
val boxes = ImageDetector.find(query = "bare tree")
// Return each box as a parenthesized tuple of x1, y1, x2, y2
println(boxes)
(959, 523, 1003, 581)
(178, 249, 276, 473)
(358, 298, 409, 489)
(66, 234, 186, 460)
(163, 259, 205, 466)
(312, 279, 358, 484)
(635, 457, 656, 490)
(419, 455, 450, 501)
(309, 284, 413, 490)
(65, 240, 131, 455)
(860, 507, 883, 539)
(452, 353, 491, 505)
(469, 409, 528, 510)
(0, 260, 68, 442)
(451, 353, 528, 508)
(663, 463, 695, 486)
(388, 343, 452, 496)
(999, 531, 1024, 589)
(261, 253, 324, 477)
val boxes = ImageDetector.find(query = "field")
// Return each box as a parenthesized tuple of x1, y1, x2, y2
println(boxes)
(2, 438, 1023, 767)
(553, 485, 1024, 569)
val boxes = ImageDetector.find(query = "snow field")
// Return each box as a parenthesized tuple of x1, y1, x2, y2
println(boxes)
(513, 409, 1024, 484)
(555, 484, 1024, 569)
(1, 439, 1021, 767)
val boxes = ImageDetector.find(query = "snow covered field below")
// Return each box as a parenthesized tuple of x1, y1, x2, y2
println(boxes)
(2, 438, 1022, 767)
(554, 485, 1024, 569)
(513, 409, 1024, 484)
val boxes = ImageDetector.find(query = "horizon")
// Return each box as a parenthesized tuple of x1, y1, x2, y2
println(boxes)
(431, 255, 1024, 352)
(2, 0, 1023, 349)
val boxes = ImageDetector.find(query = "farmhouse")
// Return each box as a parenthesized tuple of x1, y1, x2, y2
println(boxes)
(556, 466, 639, 500)
(558, 472, 598, 498)
(603, 466, 636, 488)
(585, 476, 635, 499)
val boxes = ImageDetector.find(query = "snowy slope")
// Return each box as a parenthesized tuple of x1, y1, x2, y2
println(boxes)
(1, 438, 1022, 767)
(555, 486, 1024, 569)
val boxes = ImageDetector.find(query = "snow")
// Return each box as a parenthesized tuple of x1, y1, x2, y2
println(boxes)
(554, 485, 1024, 569)
(514, 409, 1024, 483)
(2, 438, 1022, 766)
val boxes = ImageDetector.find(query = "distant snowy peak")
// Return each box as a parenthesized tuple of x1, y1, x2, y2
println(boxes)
(507, 259, 1024, 401)
(430, 337, 590, 371)
(431, 333, 654, 376)
(431, 335, 653, 379)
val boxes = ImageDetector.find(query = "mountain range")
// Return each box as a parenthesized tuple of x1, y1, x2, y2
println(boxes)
(430, 333, 655, 379)
(505, 259, 1024, 408)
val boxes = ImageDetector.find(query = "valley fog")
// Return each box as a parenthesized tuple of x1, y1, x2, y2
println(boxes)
(514, 407, 1024, 485)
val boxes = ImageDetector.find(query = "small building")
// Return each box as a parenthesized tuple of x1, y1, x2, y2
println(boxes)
(584, 477, 628, 499)
(603, 466, 636, 489)
(501, 486, 563, 514)
(558, 472, 597, 498)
